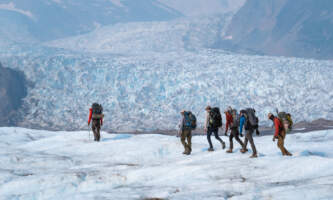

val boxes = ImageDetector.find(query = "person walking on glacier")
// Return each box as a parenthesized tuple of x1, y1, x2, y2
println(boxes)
(88, 103, 104, 142)
(268, 113, 292, 156)
(205, 106, 225, 151)
(178, 110, 196, 155)
(239, 109, 258, 158)
(225, 108, 244, 153)
(224, 106, 233, 136)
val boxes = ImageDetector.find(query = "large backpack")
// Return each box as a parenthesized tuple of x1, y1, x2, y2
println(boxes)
(278, 112, 293, 132)
(230, 109, 239, 129)
(92, 103, 103, 120)
(209, 107, 222, 128)
(183, 111, 197, 130)
(244, 108, 258, 127)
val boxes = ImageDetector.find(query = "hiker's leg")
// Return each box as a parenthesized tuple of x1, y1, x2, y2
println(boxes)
(214, 129, 225, 149)
(234, 129, 244, 147)
(277, 135, 286, 155)
(213, 129, 223, 143)
(96, 124, 101, 141)
(229, 131, 234, 150)
(186, 130, 192, 153)
(246, 129, 257, 155)
(181, 130, 187, 152)
(243, 135, 248, 150)
(277, 130, 291, 155)
(207, 129, 213, 149)
(92, 121, 98, 141)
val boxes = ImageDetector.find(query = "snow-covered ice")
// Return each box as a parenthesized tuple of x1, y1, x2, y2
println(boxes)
(0, 127, 333, 199)
(1, 48, 333, 131)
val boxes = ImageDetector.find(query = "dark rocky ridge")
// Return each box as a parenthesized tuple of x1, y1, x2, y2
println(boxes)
(215, 0, 333, 60)
(0, 63, 28, 126)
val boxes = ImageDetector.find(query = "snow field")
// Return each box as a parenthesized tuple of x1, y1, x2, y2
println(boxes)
(0, 127, 333, 199)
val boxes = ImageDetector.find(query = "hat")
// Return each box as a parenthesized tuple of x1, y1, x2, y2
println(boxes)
(180, 110, 185, 114)
(205, 106, 211, 111)
(267, 113, 273, 118)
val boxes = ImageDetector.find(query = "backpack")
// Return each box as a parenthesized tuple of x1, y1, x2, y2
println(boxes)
(92, 103, 103, 120)
(183, 111, 197, 130)
(278, 112, 293, 132)
(209, 107, 222, 128)
(244, 108, 258, 127)
(230, 109, 239, 129)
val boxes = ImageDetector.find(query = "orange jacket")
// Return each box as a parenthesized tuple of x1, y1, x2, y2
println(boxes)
(225, 112, 233, 132)
(88, 108, 103, 125)
(273, 117, 282, 137)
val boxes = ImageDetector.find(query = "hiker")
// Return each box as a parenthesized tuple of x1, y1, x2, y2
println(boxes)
(88, 103, 104, 142)
(239, 109, 258, 158)
(276, 111, 293, 133)
(268, 113, 292, 156)
(204, 106, 225, 151)
(178, 110, 197, 155)
(224, 106, 233, 136)
(226, 108, 244, 153)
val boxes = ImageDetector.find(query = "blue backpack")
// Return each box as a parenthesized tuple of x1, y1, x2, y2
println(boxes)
(184, 111, 197, 130)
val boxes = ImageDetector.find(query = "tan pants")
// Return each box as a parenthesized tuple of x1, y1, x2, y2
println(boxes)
(277, 130, 292, 156)
(181, 129, 192, 153)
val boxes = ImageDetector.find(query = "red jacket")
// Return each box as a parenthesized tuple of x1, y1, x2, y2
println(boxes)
(225, 112, 233, 132)
(273, 117, 282, 137)
(88, 108, 103, 125)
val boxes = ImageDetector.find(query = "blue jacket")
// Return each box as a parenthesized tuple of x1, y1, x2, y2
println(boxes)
(239, 115, 246, 134)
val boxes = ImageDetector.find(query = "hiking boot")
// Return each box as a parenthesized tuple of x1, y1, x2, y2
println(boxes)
(226, 149, 233, 153)
(240, 148, 248, 153)
(208, 147, 214, 152)
(250, 154, 258, 158)
(221, 142, 226, 149)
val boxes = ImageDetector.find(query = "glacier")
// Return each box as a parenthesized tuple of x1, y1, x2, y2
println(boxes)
(1, 17, 333, 132)
(1, 48, 333, 131)
(0, 127, 333, 199)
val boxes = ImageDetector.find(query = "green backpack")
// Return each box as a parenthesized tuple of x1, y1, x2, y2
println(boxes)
(278, 112, 293, 132)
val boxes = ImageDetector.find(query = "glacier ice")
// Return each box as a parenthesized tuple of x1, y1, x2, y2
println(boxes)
(1, 48, 333, 131)
(0, 127, 333, 199)
(1, 17, 333, 131)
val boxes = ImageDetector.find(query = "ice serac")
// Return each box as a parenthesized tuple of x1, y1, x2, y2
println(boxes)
(1, 48, 333, 131)
(0, 63, 28, 126)
(218, 0, 333, 59)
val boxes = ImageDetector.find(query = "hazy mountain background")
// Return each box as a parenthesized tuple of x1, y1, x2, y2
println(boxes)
(0, 0, 332, 130)
(217, 0, 333, 59)
(0, 0, 244, 43)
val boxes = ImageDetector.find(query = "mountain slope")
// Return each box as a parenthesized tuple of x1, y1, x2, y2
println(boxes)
(45, 16, 230, 54)
(218, 0, 333, 59)
(0, 0, 181, 42)
(0, 63, 28, 126)
(158, 0, 246, 16)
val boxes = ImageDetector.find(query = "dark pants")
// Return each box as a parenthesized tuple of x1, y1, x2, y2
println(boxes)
(243, 128, 257, 155)
(181, 129, 192, 153)
(92, 120, 101, 141)
(229, 128, 244, 150)
(207, 127, 224, 148)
